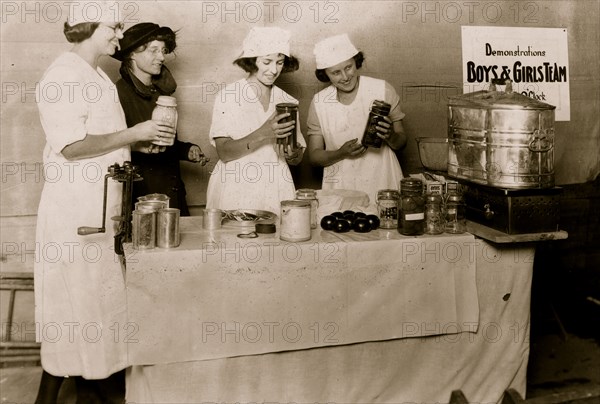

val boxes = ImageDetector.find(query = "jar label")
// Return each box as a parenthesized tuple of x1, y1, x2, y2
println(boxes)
(405, 213, 425, 221)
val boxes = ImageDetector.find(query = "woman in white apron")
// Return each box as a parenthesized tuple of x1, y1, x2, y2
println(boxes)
(307, 34, 407, 204)
(34, 5, 175, 402)
(206, 27, 305, 215)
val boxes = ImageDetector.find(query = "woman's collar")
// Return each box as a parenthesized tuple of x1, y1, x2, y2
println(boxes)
(121, 64, 177, 98)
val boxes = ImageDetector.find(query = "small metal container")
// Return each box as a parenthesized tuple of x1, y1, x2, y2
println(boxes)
(202, 208, 223, 230)
(132, 210, 156, 250)
(156, 208, 180, 248)
(135, 200, 168, 212)
(280, 200, 311, 242)
(138, 193, 170, 207)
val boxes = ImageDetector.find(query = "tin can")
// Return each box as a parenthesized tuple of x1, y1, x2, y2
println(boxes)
(280, 200, 311, 242)
(376, 189, 400, 229)
(152, 96, 178, 146)
(275, 103, 298, 151)
(295, 189, 319, 229)
(157, 208, 180, 248)
(135, 200, 168, 212)
(202, 208, 223, 230)
(138, 193, 170, 207)
(132, 210, 156, 250)
(361, 100, 391, 148)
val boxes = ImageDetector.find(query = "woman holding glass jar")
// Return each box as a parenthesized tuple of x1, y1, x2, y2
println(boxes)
(113, 22, 209, 216)
(205, 27, 305, 214)
(306, 33, 407, 204)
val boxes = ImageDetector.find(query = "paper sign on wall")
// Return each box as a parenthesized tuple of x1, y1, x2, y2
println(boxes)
(461, 26, 570, 121)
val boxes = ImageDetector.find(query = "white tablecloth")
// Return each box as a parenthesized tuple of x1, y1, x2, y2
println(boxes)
(124, 217, 533, 403)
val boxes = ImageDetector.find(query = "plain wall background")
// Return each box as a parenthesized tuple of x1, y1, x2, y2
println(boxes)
(1, 0, 599, 220)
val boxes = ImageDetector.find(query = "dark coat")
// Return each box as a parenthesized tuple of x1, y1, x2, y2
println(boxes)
(116, 66, 193, 216)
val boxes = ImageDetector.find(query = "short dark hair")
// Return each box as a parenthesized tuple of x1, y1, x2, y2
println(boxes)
(315, 51, 365, 83)
(234, 55, 300, 74)
(63, 21, 100, 43)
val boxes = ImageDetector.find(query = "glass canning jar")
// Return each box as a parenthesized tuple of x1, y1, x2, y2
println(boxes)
(295, 188, 319, 229)
(444, 191, 467, 234)
(376, 189, 400, 229)
(425, 193, 444, 235)
(398, 178, 425, 236)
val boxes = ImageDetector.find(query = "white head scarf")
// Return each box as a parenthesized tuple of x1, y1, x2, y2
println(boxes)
(67, 1, 122, 25)
(314, 33, 359, 69)
(239, 27, 291, 58)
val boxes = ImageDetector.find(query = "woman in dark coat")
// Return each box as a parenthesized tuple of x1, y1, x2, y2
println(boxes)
(113, 23, 208, 216)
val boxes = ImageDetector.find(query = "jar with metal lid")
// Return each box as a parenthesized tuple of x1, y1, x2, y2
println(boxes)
(444, 192, 466, 234)
(376, 189, 400, 229)
(398, 178, 425, 236)
(152, 96, 178, 146)
(295, 188, 319, 229)
(425, 193, 444, 235)
(361, 100, 391, 148)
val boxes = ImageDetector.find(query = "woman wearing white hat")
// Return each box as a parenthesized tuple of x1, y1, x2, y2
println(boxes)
(206, 27, 305, 214)
(34, 2, 175, 402)
(307, 34, 406, 203)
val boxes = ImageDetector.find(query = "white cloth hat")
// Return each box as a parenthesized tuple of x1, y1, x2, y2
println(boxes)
(314, 34, 359, 69)
(67, 1, 122, 25)
(239, 27, 291, 58)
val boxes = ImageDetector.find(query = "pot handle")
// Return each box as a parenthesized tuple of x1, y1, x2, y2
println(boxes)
(529, 129, 554, 152)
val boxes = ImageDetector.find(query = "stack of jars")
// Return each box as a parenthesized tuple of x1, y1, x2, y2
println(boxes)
(380, 179, 466, 236)
(132, 193, 180, 249)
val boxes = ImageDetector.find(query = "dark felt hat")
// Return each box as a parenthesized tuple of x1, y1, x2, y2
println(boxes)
(112, 22, 176, 61)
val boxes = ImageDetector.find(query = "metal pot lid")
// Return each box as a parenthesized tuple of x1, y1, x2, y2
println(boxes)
(449, 89, 556, 110)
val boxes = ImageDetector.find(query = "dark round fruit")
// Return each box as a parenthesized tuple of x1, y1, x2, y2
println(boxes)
(354, 211, 367, 219)
(343, 214, 356, 224)
(334, 219, 351, 233)
(343, 210, 355, 216)
(366, 214, 381, 230)
(353, 218, 372, 233)
(331, 211, 345, 218)
(320, 215, 337, 231)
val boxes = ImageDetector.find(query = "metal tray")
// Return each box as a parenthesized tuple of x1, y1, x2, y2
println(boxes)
(221, 210, 277, 228)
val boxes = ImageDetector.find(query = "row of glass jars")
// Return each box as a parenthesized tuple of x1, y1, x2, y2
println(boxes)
(376, 178, 467, 236)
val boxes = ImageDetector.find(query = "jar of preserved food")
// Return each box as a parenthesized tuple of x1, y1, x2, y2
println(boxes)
(152, 96, 178, 146)
(398, 178, 425, 236)
(295, 188, 319, 229)
(444, 191, 467, 234)
(361, 100, 391, 148)
(275, 103, 298, 151)
(425, 193, 444, 235)
(376, 189, 400, 229)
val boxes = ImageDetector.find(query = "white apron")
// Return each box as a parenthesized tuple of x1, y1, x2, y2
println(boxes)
(206, 79, 306, 214)
(35, 52, 130, 379)
(312, 76, 403, 204)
